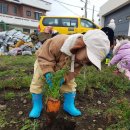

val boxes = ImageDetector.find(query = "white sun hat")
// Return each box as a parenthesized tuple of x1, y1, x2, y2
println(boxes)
(83, 29, 110, 70)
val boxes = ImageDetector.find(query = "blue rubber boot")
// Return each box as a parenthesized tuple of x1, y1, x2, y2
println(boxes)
(29, 93, 43, 118)
(63, 92, 81, 116)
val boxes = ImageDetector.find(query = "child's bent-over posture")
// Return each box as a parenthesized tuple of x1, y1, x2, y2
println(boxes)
(109, 36, 130, 80)
(29, 29, 111, 118)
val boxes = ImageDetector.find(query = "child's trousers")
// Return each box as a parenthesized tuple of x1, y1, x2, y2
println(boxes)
(30, 60, 77, 94)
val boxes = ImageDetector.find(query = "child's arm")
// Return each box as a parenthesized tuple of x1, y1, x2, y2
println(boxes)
(37, 39, 56, 75)
(109, 53, 122, 66)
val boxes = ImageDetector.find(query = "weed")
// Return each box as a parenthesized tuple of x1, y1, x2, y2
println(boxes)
(0, 111, 8, 128)
(86, 107, 103, 116)
(20, 119, 39, 130)
(4, 92, 15, 100)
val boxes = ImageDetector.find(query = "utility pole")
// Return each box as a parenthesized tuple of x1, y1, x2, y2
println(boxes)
(81, 0, 88, 18)
(84, 0, 88, 18)
(92, 5, 95, 22)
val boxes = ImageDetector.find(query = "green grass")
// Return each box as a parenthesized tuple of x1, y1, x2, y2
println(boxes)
(4, 92, 16, 100)
(0, 111, 8, 128)
(20, 119, 39, 130)
(0, 55, 36, 90)
(86, 107, 103, 116)
(76, 65, 130, 95)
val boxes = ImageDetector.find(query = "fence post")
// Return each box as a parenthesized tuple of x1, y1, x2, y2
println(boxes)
(0, 20, 7, 31)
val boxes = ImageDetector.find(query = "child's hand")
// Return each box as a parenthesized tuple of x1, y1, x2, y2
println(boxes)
(44, 72, 53, 88)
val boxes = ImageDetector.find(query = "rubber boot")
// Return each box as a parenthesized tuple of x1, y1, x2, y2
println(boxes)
(29, 93, 43, 118)
(63, 92, 81, 116)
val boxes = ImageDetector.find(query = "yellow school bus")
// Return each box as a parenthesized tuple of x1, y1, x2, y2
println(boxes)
(39, 16, 100, 34)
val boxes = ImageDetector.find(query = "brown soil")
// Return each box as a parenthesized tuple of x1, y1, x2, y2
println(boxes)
(0, 88, 120, 130)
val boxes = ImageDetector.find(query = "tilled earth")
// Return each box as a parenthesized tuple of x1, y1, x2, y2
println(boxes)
(0, 88, 124, 130)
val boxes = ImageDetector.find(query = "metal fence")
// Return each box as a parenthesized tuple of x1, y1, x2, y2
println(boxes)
(0, 21, 14, 32)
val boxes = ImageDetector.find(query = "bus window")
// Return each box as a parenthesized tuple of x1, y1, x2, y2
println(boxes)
(61, 18, 78, 27)
(43, 18, 60, 26)
(81, 19, 96, 28)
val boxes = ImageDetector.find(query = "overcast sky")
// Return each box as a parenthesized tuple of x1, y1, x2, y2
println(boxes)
(46, 0, 108, 25)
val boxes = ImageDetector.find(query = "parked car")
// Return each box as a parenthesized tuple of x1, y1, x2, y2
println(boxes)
(39, 16, 100, 34)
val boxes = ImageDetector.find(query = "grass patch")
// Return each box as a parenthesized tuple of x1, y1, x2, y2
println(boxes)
(20, 119, 39, 130)
(86, 107, 103, 116)
(0, 111, 8, 128)
(76, 65, 130, 95)
(0, 55, 35, 90)
(4, 92, 16, 100)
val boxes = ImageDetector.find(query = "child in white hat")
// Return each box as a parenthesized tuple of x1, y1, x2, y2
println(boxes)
(29, 29, 110, 118)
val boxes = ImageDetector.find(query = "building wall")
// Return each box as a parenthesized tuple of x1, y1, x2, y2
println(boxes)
(0, 0, 22, 16)
(0, 0, 46, 19)
(0, 0, 50, 33)
(100, 0, 129, 16)
(104, 4, 130, 36)
(22, 6, 46, 19)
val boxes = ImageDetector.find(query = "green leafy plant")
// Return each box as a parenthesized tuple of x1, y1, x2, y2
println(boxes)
(44, 68, 69, 100)
(20, 119, 39, 130)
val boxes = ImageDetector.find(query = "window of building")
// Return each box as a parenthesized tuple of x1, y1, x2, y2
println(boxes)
(126, 16, 130, 20)
(23, 28, 30, 34)
(34, 12, 42, 20)
(26, 11, 31, 16)
(13, 0, 20, 2)
(0, 3, 2, 13)
(0, 3, 8, 14)
(13, 6, 17, 14)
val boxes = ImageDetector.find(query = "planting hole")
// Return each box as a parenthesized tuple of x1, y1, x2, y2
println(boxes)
(43, 117, 76, 130)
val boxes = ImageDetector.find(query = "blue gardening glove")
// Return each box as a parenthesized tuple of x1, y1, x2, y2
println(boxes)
(44, 72, 53, 88)
(59, 77, 65, 87)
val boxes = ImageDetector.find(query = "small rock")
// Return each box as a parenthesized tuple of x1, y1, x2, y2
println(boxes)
(0, 104, 6, 111)
(79, 106, 84, 109)
(23, 99, 27, 104)
(102, 103, 106, 107)
(97, 112, 101, 115)
(97, 100, 102, 105)
(18, 111, 23, 115)
(21, 97, 24, 101)
(98, 128, 103, 130)
(93, 120, 96, 122)
(40, 122, 43, 128)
